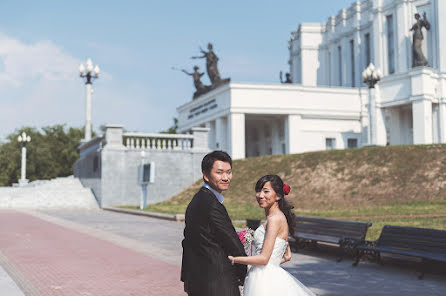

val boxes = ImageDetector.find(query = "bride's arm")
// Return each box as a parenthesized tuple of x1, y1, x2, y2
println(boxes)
(228, 216, 281, 266)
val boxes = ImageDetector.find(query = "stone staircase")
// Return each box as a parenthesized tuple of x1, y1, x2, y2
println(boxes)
(0, 176, 99, 209)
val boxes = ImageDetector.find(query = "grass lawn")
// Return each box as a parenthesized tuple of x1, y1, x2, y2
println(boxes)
(119, 200, 446, 241)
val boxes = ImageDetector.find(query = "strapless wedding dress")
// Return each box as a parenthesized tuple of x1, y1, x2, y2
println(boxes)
(242, 225, 316, 296)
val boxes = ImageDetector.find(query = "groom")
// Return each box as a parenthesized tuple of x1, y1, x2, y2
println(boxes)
(181, 151, 247, 296)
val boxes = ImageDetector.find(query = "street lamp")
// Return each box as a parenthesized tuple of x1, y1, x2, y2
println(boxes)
(79, 58, 100, 141)
(362, 63, 383, 145)
(17, 131, 31, 186)
(362, 63, 382, 89)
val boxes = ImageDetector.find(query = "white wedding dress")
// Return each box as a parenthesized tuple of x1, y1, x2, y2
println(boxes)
(242, 225, 316, 296)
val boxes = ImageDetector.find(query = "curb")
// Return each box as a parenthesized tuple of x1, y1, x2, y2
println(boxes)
(102, 207, 185, 221)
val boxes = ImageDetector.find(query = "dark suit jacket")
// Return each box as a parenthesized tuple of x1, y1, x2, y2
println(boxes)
(181, 187, 247, 296)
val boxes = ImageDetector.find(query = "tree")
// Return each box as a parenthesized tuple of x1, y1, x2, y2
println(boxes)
(0, 125, 86, 186)
(160, 117, 178, 134)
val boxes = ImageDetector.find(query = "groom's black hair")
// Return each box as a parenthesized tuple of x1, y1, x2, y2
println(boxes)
(201, 151, 232, 180)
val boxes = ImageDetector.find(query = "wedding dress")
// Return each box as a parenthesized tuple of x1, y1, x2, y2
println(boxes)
(242, 225, 316, 296)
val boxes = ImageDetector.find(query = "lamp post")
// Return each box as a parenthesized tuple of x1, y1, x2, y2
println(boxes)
(18, 132, 31, 186)
(362, 63, 383, 145)
(79, 58, 100, 141)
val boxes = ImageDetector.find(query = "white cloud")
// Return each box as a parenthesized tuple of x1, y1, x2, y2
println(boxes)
(0, 33, 80, 87)
(0, 32, 85, 139)
(0, 32, 171, 141)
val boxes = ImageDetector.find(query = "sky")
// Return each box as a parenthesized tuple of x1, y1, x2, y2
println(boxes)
(0, 0, 356, 141)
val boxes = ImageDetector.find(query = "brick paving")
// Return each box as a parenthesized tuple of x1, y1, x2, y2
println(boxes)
(0, 210, 185, 296)
(1, 208, 446, 296)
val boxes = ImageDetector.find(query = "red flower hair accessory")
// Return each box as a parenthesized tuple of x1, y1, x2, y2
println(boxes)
(283, 184, 291, 195)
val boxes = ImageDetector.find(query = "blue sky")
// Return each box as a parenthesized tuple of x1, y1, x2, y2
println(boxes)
(0, 0, 355, 140)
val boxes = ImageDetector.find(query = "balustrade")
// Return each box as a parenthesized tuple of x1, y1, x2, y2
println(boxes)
(123, 132, 194, 151)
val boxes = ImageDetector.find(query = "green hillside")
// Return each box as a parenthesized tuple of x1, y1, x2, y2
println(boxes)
(136, 145, 446, 239)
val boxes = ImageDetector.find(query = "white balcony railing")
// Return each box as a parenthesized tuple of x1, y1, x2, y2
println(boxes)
(123, 132, 194, 151)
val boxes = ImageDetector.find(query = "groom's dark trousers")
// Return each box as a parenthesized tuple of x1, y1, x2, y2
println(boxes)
(181, 187, 247, 296)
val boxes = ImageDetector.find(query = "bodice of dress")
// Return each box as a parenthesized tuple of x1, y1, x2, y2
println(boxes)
(253, 225, 288, 266)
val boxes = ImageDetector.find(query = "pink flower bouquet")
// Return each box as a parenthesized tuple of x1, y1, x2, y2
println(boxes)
(237, 228, 255, 256)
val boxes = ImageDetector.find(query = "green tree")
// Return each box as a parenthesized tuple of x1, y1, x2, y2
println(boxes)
(0, 125, 86, 186)
(160, 117, 178, 134)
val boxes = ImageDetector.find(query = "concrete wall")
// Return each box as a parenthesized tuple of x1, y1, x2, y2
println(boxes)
(74, 137, 102, 204)
(75, 125, 210, 207)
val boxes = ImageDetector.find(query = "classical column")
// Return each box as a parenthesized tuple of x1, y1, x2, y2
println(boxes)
(388, 108, 401, 145)
(439, 100, 446, 143)
(285, 114, 301, 154)
(205, 121, 215, 150)
(215, 117, 227, 151)
(375, 91, 387, 146)
(395, 0, 410, 73)
(271, 119, 281, 154)
(412, 99, 433, 144)
(227, 113, 245, 159)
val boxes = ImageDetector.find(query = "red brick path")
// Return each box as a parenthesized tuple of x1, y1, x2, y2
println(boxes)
(0, 210, 185, 296)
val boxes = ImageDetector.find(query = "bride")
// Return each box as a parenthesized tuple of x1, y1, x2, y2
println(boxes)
(228, 175, 316, 296)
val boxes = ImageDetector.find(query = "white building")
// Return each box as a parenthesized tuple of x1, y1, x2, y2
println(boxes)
(177, 0, 446, 159)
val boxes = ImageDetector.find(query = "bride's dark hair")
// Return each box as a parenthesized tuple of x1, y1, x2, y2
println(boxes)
(255, 175, 296, 236)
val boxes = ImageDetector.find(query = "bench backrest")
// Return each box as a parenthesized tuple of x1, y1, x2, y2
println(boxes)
(378, 225, 446, 253)
(295, 216, 372, 240)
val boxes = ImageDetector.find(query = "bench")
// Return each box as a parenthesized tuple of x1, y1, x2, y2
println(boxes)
(291, 216, 372, 261)
(353, 225, 446, 279)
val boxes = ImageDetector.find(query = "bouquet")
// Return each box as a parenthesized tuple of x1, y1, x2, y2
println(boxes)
(237, 228, 255, 256)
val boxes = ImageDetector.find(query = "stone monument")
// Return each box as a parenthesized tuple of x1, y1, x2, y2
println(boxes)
(187, 43, 230, 98)
(410, 12, 431, 67)
(280, 71, 292, 83)
(182, 66, 211, 99)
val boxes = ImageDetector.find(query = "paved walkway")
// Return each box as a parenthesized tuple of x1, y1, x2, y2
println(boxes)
(0, 210, 184, 296)
(1, 209, 445, 296)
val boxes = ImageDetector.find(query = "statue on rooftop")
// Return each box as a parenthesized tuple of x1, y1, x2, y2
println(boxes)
(192, 43, 230, 88)
(280, 71, 292, 84)
(181, 66, 211, 99)
(410, 12, 431, 67)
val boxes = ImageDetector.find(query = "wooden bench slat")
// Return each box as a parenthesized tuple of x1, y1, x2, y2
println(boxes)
(356, 245, 446, 262)
(295, 233, 340, 244)
(354, 225, 446, 274)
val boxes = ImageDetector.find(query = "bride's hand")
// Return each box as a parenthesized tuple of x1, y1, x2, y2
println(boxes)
(280, 245, 292, 264)
(228, 255, 234, 264)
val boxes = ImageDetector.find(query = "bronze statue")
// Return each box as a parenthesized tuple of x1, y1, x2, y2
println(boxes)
(192, 43, 230, 88)
(182, 66, 211, 99)
(410, 12, 430, 67)
(280, 71, 292, 84)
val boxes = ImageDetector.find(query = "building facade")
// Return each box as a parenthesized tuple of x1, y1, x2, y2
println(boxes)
(177, 0, 446, 159)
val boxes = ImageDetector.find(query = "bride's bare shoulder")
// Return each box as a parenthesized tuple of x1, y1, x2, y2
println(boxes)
(266, 213, 287, 226)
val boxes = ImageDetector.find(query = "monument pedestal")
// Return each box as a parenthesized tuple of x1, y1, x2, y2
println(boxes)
(18, 179, 29, 187)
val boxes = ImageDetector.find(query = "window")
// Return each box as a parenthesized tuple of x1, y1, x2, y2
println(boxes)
(326, 138, 336, 150)
(142, 163, 151, 183)
(347, 138, 358, 148)
(338, 46, 342, 86)
(93, 155, 99, 173)
(328, 50, 332, 86)
(364, 33, 371, 67)
(386, 15, 395, 74)
(350, 40, 355, 87)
